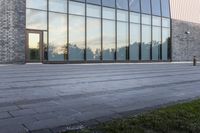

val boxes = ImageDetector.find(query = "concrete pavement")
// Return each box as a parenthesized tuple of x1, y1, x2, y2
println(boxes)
(0, 63, 200, 133)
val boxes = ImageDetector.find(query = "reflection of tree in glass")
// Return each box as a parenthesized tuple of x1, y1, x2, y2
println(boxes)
(69, 43, 84, 60)
(48, 43, 65, 61)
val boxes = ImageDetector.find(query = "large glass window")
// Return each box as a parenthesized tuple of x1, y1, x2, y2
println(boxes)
(102, 0, 115, 8)
(48, 12, 67, 61)
(69, 1, 85, 15)
(103, 7, 115, 20)
(87, 0, 101, 5)
(117, 10, 128, 21)
(141, 25, 151, 60)
(49, 0, 67, 13)
(152, 26, 161, 60)
(162, 0, 170, 17)
(130, 12, 140, 23)
(130, 23, 140, 61)
(117, 21, 128, 61)
(141, 0, 151, 14)
(162, 28, 170, 60)
(162, 18, 170, 28)
(152, 0, 161, 16)
(26, 0, 47, 10)
(153, 16, 161, 26)
(69, 15, 85, 61)
(26, 9, 47, 30)
(103, 20, 115, 61)
(87, 18, 101, 60)
(87, 4, 101, 18)
(142, 14, 151, 25)
(129, 0, 140, 12)
(116, 0, 128, 10)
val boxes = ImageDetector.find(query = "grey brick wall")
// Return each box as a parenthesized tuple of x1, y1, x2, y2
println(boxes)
(0, 0, 26, 64)
(172, 19, 200, 61)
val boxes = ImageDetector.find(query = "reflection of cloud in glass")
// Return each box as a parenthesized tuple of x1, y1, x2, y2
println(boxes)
(26, 9, 47, 30)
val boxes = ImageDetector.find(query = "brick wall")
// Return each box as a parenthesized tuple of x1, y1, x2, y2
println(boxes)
(172, 19, 200, 61)
(0, 0, 26, 64)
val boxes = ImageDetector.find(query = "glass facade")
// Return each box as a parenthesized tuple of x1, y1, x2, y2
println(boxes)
(26, 0, 171, 63)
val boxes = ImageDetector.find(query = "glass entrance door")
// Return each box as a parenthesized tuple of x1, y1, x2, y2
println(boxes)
(26, 31, 43, 62)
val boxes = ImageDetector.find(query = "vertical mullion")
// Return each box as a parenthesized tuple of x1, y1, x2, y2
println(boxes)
(67, 0, 69, 62)
(128, 0, 130, 62)
(160, 0, 163, 60)
(115, 0, 117, 62)
(85, 1, 87, 62)
(139, 0, 142, 61)
(47, 0, 49, 62)
(150, 0, 153, 61)
(101, 1, 103, 62)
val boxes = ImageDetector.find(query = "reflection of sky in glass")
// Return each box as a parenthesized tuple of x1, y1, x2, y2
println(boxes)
(142, 14, 151, 25)
(129, 0, 140, 12)
(26, 0, 47, 10)
(87, 4, 101, 18)
(69, 15, 85, 47)
(49, 12, 67, 60)
(116, 0, 128, 10)
(162, 18, 170, 28)
(49, 0, 67, 13)
(141, 0, 151, 14)
(130, 12, 140, 23)
(130, 23, 140, 60)
(152, 0, 161, 16)
(87, 18, 101, 52)
(142, 25, 151, 60)
(69, 1, 85, 15)
(117, 21, 128, 60)
(152, 26, 161, 60)
(29, 33, 40, 49)
(103, 7, 115, 20)
(117, 10, 128, 21)
(153, 16, 161, 26)
(26, 9, 47, 30)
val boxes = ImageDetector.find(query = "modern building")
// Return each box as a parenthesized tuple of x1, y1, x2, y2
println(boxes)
(0, 0, 199, 64)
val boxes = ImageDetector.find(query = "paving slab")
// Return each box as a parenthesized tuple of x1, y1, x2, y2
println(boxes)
(0, 63, 200, 132)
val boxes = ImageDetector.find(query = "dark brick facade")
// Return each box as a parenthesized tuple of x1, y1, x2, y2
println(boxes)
(172, 19, 200, 61)
(0, 0, 26, 64)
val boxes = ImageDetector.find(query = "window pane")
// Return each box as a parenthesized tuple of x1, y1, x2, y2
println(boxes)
(87, 18, 101, 60)
(87, 0, 101, 5)
(116, 0, 128, 10)
(69, 1, 85, 15)
(130, 23, 140, 60)
(117, 10, 128, 21)
(152, 26, 161, 60)
(103, 20, 115, 60)
(26, 0, 47, 10)
(162, 0, 170, 17)
(152, 16, 161, 26)
(142, 25, 151, 60)
(49, 0, 67, 13)
(103, 7, 115, 20)
(117, 22, 128, 60)
(26, 9, 47, 30)
(141, 0, 151, 14)
(142, 14, 151, 25)
(69, 15, 85, 61)
(71, 0, 85, 2)
(130, 12, 140, 23)
(162, 28, 170, 60)
(48, 12, 67, 61)
(87, 4, 101, 18)
(162, 18, 170, 27)
(129, 0, 140, 12)
(102, 0, 115, 8)
(152, 0, 161, 16)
